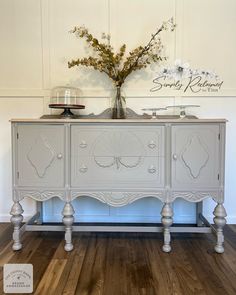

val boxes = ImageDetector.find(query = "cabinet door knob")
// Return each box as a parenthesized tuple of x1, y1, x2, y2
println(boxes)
(79, 141, 87, 148)
(173, 154, 178, 160)
(148, 141, 156, 149)
(148, 166, 156, 173)
(79, 165, 88, 173)
(57, 153, 63, 159)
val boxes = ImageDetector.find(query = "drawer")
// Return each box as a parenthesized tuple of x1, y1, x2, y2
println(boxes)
(71, 125, 165, 158)
(71, 156, 164, 189)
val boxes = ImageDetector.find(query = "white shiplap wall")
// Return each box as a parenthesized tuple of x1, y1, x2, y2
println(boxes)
(0, 0, 236, 223)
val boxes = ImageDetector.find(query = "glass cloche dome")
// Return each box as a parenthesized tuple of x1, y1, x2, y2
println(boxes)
(49, 86, 85, 117)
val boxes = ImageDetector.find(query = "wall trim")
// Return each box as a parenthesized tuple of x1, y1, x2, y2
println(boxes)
(0, 88, 235, 99)
(40, 0, 51, 91)
(0, 89, 46, 97)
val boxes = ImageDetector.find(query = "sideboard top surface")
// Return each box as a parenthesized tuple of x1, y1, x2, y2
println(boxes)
(10, 118, 227, 123)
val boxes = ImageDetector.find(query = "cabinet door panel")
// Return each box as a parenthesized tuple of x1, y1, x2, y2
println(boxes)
(17, 125, 65, 187)
(171, 125, 220, 189)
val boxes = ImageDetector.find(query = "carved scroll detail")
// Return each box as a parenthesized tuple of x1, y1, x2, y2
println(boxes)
(71, 191, 165, 206)
(181, 135, 209, 178)
(18, 190, 64, 201)
(171, 191, 219, 202)
(27, 135, 55, 178)
(92, 130, 144, 170)
(94, 156, 142, 169)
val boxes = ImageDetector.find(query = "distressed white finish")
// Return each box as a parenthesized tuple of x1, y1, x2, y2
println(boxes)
(11, 119, 227, 252)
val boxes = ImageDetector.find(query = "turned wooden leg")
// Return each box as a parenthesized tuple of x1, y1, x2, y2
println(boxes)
(161, 202, 173, 253)
(213, 203, 227, 253)
(62, 202, 75, 252)
(10, 201, 24, 251)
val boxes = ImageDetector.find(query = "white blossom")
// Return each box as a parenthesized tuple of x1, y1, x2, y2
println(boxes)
(156, 59, 219, 81)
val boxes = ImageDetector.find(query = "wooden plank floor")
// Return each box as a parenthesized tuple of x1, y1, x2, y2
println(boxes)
(0, 223, 236, 295)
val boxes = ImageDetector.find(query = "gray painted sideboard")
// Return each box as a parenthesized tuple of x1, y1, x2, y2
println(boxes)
(10, 118, 227, 253)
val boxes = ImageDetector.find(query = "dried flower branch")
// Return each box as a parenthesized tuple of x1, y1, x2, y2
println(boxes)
(68, 18, 175, 87)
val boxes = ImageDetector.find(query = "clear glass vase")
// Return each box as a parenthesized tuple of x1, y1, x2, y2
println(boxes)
(111, 86, 126, 119)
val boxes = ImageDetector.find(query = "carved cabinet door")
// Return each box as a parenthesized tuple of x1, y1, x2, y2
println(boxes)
(16, 124, 65, 187)
(171, 124, 220, 189)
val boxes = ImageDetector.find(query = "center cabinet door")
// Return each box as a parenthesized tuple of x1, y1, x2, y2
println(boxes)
(71, 125, 165, 189)
(171, 124, 220, 189)
(17, 124, 65, 187)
